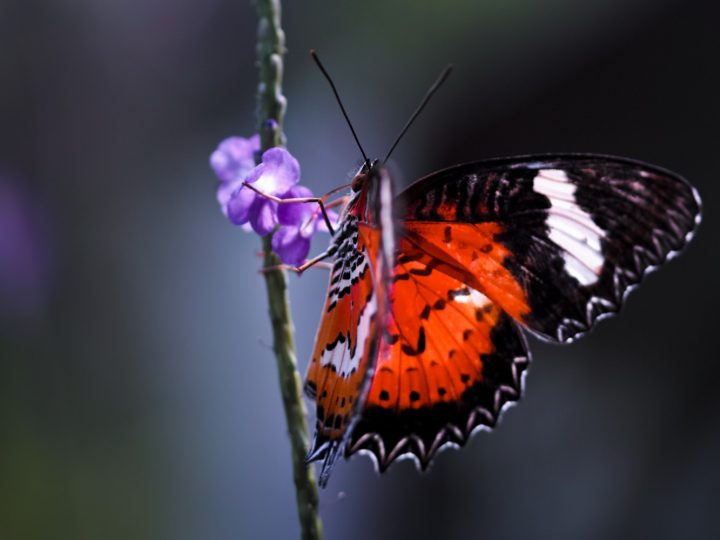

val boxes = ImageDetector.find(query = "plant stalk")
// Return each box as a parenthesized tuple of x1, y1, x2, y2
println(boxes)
(254, 1, 323, 539)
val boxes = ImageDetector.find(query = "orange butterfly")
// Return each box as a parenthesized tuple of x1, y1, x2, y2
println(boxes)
(300, 55, 701, 487)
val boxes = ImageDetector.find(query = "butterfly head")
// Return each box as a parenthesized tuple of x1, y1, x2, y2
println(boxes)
(351, 159, 382, 193)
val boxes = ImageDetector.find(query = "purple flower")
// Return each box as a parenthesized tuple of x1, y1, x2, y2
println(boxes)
(210, 134, 337, 266)
(212, 143, 301, 235)
(210, 135, 260, 217)
(0, 178, 53, 320)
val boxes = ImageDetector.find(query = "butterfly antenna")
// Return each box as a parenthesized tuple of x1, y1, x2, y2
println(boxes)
(383, 64, 453, 163)
(311, 49, 370, 166)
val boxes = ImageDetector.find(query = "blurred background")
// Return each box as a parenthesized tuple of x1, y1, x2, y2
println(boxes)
(1, 0, 718, 538)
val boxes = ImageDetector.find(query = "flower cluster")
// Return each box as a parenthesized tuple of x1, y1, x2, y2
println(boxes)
(210, 135, 336, 265)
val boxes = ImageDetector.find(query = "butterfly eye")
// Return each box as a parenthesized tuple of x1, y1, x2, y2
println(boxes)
(351, 172, 367, 192)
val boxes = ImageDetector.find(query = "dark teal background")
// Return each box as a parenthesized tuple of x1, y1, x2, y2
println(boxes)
(1, 0, 718, 538)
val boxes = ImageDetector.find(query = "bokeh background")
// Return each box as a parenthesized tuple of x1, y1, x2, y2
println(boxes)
(1, 0, 719, 538)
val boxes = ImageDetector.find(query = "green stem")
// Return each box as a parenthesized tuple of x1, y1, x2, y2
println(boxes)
(254, 1, 323, 539)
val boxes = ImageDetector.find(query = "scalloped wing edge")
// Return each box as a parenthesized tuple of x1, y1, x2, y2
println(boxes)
(345, 345, 531, 473)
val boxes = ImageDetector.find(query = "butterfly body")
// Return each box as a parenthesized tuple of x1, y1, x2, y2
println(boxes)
(304, 162, 394, 481)
(304, 154, 701, 486)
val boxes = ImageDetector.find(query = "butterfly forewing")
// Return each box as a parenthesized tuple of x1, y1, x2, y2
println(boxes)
(400, 154, 701, 342)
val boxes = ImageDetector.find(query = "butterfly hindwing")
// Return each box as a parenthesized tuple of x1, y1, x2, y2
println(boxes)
(347, 243, 529, 470)
(401, 154, 701, 342)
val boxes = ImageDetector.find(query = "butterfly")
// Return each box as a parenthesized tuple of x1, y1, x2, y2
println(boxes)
(300, 56, 702, 487)
(302, 154, 700, 487)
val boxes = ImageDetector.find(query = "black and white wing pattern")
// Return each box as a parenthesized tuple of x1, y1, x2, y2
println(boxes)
(400, 154, 702, 343)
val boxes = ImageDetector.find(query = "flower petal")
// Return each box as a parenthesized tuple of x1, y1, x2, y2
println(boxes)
(226, 186, 257, 225)
(315, 209, 340, 234)
(249, 198, 278, 236)
(271, 226, 311, 266)
(210, 135, 260, 184)
(217, 177, 243, 215)
(246, 147, 300, 195)
(277, 185, 314, 226)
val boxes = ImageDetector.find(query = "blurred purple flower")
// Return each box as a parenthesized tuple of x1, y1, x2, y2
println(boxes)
(0, 178, 52, 320)
(210, 135, 337, 266)
(210, 134, 260, 217)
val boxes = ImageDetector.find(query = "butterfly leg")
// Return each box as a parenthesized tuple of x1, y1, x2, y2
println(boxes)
(260, 250, 335, 275)
(323, 195, 350, 209)
(243, 182, 337, 234)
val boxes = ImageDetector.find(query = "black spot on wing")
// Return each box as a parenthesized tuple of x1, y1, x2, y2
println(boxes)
(400, 327, 426, 356)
